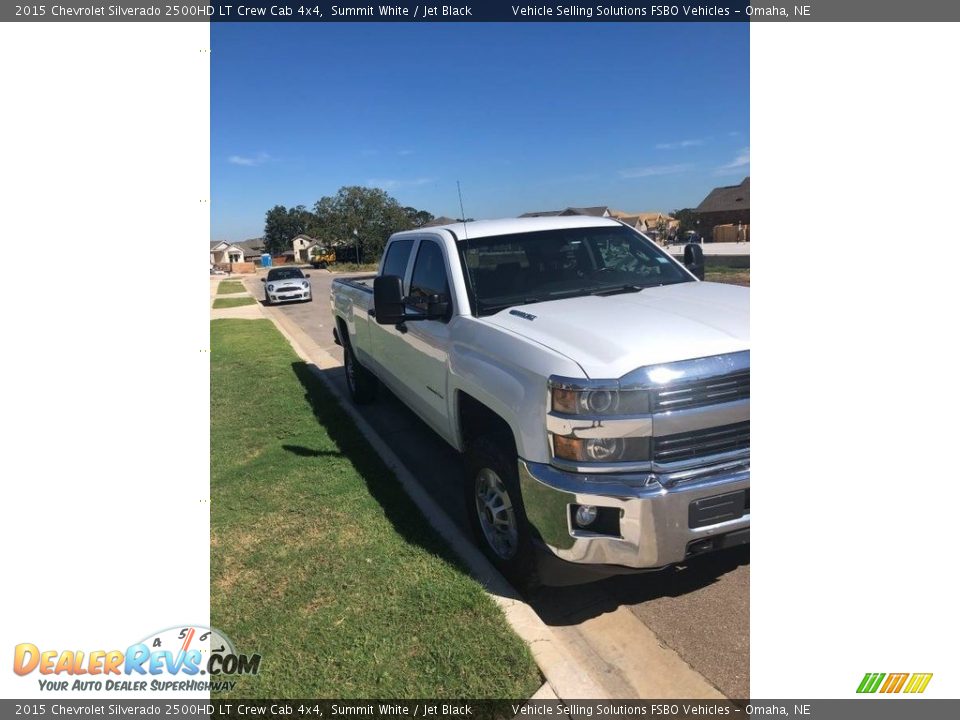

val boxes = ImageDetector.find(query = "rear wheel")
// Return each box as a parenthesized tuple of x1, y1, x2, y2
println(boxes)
(465, 436, 540, 592)
(342, 333, 377, 404)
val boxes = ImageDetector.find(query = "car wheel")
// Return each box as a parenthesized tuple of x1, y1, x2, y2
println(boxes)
(264, 294, 271, 306)
(465, 435, 540, 593)
(343, 334, 377, 404)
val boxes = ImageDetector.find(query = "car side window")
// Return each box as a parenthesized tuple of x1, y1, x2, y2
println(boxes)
(382, 239, 415, 279)
(408, 241, 450, 313)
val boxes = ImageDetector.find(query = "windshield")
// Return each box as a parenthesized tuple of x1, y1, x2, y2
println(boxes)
(266, 268, 305, 281)
(458, 226, 693, 316)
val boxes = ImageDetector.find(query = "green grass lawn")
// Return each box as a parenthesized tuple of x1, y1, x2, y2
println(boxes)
(331, 262, 380, 273)
(706, 265, 750, 287)
(217, 280, 247, 294)
(213, 296, 257, 309)
(211, 319, 541, 698)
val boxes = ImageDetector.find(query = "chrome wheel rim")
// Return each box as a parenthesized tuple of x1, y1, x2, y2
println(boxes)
(475, 468, 518, 560)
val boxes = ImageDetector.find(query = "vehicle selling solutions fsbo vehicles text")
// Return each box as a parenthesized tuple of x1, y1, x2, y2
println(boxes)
(510, 5, 733, 18)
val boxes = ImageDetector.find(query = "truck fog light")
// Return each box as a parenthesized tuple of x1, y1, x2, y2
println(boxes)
(575, 505, 598, 527)
(584, 438, 625, 461)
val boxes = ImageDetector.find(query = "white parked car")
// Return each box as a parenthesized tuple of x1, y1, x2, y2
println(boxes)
(262, 267, 312, 305)
(331, 216, 748, 589)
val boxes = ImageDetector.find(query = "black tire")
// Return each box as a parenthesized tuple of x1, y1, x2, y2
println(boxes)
(264, 294, 271, 306)
(464, 435, 540, 592)
(342, 333, 377, 404)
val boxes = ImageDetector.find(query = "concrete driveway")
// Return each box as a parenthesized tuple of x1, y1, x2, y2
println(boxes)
(241, 268, 749, 699)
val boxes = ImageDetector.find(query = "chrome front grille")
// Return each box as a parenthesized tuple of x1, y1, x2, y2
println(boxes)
(654, 421, 750, 464)
(652, 370, 749, 412)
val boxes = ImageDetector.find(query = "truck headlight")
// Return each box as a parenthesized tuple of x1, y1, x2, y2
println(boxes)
(302, 281, 309, 289)
(552, 435, 649, 463)
(551, 387, 649, 415)
(267, 284, 275, 291)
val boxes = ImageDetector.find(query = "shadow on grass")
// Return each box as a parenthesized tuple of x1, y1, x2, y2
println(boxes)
(289, 360, 474, 581)
(281, 444, 343, 458)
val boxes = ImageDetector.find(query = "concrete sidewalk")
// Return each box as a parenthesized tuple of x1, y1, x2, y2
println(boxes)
(210, 275, 264, 320)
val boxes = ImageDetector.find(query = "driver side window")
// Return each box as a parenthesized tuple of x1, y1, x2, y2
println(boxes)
(407, 241, 450, 313)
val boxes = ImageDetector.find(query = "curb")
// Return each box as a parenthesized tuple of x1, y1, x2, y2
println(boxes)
(259, 303, 608, 701)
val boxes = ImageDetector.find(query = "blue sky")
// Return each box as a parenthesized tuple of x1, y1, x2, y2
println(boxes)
(212, 23, 748, 241)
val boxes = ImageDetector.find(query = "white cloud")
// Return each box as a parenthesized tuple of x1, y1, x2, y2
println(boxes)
(228, 152, 272, 167)
(366, 177, 435, 190)
(619, 163, 692, 179)
(715, 148, 750, 174)
(655, 139, 705, 150)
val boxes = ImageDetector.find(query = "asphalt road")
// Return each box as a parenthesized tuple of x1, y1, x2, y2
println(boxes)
(242, 268, 749, 699)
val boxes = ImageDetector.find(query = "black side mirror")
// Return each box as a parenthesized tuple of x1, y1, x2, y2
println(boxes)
(305, 273, 311, 278)
(683, 243, 705, 281)
(260, 278, 266, 283)
(373, 275, 405, 325)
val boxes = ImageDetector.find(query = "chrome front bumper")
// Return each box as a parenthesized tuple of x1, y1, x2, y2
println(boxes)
(519, 458, 749, 570)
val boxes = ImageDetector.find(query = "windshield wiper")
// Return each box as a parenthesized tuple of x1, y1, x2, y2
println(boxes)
(591, 284, 644, 296)
(477, 288, 594, 315)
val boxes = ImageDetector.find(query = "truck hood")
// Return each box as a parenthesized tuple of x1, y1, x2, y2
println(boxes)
(481, 281, 749, 379)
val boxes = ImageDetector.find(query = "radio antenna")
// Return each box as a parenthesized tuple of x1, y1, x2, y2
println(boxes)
(456, 180, 477, 312)
(456, 180, 469, 240)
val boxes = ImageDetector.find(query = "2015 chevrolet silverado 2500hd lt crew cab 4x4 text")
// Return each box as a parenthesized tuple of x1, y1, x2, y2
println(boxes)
(331, 216, 748, 588)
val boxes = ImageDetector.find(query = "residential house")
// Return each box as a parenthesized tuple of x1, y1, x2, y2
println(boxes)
(234, 238, 265, 263)
(291, 234, 320, 263)
(694, 177, 750, 238)
(209, 241, 246, 267)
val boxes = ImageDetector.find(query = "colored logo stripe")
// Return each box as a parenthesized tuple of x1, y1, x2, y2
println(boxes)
(904, 673, 933, 694)
(857, 672, 932, 694)
(880, 673, 909, 693)
(857, 673, 885, 693)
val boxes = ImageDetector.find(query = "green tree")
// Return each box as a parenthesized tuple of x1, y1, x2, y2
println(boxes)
(312, 187, 414, 263)
(263, 204, 312, 256)
(672, 208, 699, 238)
(403, 206, 435, 228)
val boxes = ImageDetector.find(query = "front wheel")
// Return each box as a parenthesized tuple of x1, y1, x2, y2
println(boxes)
(464, 436, 540, 592)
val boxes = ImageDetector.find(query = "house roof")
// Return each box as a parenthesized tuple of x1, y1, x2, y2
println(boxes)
(561, 206, 609, 217)
(519, 210, 563, 218)
(210, 240, 245, 251)
(520, 207, 611, 218)
(422, 216, 459, 227)
(695, 177, 750, 213)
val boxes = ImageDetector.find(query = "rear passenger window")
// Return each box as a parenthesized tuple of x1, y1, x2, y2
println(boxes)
(381, 239, 414, 278)
(408, 241, 450, 312)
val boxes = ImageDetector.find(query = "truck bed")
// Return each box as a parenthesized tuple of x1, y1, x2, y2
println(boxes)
(333, 274, 376, 292)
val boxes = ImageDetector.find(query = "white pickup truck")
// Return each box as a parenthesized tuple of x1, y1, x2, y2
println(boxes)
(331, 216, 749, 588)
